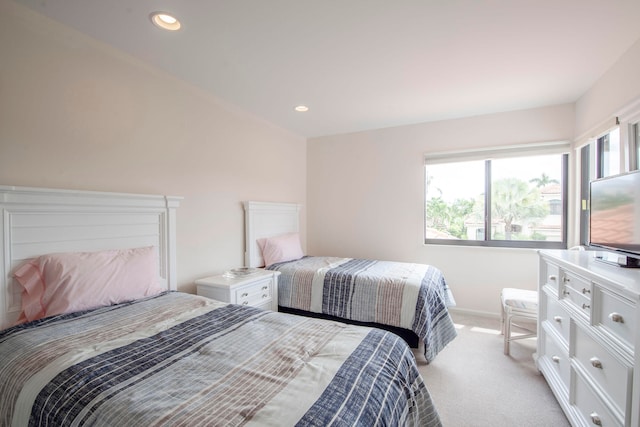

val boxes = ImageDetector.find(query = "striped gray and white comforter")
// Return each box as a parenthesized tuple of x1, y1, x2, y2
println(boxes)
(268, 256, 457, 362)
(0, 292, 442, 427)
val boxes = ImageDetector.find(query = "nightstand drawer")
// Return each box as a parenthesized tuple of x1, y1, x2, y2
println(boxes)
(235, 279, 272, 305)
(195, 270, 280, 311)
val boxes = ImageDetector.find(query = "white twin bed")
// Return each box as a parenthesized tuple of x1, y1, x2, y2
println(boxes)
(0, 186, 442, 427)
(243, 201, 458, 363)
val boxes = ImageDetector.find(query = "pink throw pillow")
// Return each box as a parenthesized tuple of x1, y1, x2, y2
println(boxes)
(13, 246, 164, 323)
(257, 232, 304, 267)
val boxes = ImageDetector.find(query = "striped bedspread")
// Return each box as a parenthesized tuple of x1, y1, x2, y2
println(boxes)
(268, 256, 457, 362)
(0, 292, 442, 427)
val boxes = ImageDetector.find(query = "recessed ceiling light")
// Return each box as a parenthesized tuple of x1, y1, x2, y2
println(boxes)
(294, 105, 309, 112)
(150, 12, 181, 31)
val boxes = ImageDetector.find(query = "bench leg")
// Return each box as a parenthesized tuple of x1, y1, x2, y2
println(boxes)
(504, 312, 511, 355)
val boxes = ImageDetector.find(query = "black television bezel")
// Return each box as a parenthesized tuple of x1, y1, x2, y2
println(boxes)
(588, 170, 640, 267)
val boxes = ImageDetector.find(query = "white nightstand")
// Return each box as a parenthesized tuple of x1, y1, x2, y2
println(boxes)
(195, 269, 280, 311)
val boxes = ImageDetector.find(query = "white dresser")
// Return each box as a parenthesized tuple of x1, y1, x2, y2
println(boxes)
(195, 269, 280, 311)
(537, 250, 640, 427)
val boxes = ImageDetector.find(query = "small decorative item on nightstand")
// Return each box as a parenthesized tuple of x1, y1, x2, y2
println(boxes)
(195, 269, 280, 311)
(222, 267, 260, 279)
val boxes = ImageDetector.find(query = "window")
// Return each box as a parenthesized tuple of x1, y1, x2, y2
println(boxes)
(549, 199, 562, 215)
(425, 146, 568, 249)
(596, 127, 621, 177)
(579, 145, 590, 246)
(578, 126, 622, 246)
(633, 123, 639, 171)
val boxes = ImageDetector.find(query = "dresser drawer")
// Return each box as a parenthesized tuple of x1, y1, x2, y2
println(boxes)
(235, 279, 273, 305)
(562, 270, 592, 296)
(541, 330, 571, 392)
(542, 260, 561, 293)
(573, 324, 632, 417)
(573, 370, 623, 427)
(543, 291, 571, 346)
(562, 271, 592, 318)
(594, 286, 636, 352)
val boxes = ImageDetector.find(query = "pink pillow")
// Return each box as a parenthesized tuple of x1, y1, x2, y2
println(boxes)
(257, 232, 304, 267)
(13, 246, 164, 323)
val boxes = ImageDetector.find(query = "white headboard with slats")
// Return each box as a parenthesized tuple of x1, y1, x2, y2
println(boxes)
(243, 201, 301, 268)
(1, 185, 182, 329)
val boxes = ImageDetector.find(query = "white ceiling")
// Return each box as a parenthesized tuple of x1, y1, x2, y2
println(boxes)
(14, 0, 640, 138)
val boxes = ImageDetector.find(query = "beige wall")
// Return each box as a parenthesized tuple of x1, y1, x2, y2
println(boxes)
(3, 1, 639, 314)
(575, 38, 640, 139)
(0, 2, 307, 293)
(307, 36, 640, 316)
(307, 105, 575, 315)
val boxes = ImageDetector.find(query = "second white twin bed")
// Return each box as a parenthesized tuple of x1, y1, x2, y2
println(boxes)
(243, 201, 457, 363)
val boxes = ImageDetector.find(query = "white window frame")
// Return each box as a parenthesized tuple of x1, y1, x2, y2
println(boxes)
(424, 141, 570, 249)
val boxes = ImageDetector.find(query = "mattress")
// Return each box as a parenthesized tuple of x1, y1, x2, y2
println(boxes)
(268, 256, 457, 362)
(0, 292, 442, 426)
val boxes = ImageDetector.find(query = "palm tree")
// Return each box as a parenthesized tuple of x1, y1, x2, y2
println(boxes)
(492, 178, 548, 239)
(529, 173, 559, 188)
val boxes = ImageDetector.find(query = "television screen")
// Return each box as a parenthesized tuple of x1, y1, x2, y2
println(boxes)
(589, 170, 640, 261)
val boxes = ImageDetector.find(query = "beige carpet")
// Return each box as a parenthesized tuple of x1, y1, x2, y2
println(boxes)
(415, 311, 570, 427)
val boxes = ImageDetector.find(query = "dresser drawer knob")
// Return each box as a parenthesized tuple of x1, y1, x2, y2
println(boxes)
(562, 290, 570, 296)
(548, 275, 557, 282)
(582, 303, 590, 310)
(553, 316, 562, 323)
(589, 357, 603, 369)
(581, 287, 590, 294)
(551, 355, 560, 363)
(242, 301, 249, 305)
(262, 286, 268, 290)
(563, 277, 571, 284)
(241, 292, 248, 297)
(590, 412, 602, 426)
(608, 312, 624, 323)
(262, 294, 268, 298)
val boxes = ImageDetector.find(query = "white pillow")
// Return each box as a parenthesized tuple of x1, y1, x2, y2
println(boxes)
(257, 233, 304, 267)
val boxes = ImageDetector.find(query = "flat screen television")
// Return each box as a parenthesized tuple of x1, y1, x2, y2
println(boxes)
(589, 170, 640, 268)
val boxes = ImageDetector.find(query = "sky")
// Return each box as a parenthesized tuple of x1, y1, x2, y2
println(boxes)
(426, 154, 562, 203)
